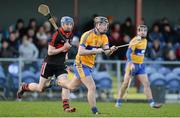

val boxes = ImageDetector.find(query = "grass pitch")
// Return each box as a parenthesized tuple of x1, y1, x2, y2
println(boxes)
(0, 101, 179, 117)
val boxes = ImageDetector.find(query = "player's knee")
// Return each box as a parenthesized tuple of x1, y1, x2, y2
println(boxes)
(57, 80, 61, 86)
(87, 84, 96, 92)
(64, 84, 75, 91)
(57, 79, 65, 87)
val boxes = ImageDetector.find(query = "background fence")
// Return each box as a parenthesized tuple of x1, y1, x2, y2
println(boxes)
(0, 58, 180, 103)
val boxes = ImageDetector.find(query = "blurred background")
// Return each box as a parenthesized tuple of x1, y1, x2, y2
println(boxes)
(0, 0, 180, 104)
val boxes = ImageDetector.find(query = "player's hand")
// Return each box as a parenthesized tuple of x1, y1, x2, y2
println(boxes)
(129, 36, 141, 47)
(63, 41, 71, 51)
(95, 48, 104, 54)
(66, 66, 73, 72)
(110, 46, 117, 52)
(136, 35, 142, 41)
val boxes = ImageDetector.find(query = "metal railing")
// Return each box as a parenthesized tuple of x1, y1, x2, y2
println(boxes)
(1, 58, 180, 89)
(0, 58, 180, 100)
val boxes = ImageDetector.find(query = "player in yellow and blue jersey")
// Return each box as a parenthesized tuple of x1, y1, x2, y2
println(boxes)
(115, 25, 162, 108)
(57, 16, 117, 114)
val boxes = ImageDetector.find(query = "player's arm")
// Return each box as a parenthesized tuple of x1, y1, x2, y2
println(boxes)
(48, 45, 65, 56)
(78, 32, 104, 56)
(102, 35, 117, 56)
(126, 37, 138, 62)
(48, 42, 70, 56)
(78, 45, 103, 56)
(103, 45, 117, 56)
(126, 44, 135, 73)
(65, 53, 68, 60)
(48, 31, 71, 56)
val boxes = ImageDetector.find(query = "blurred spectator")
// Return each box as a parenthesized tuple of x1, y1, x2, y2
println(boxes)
(160, 17, 170, 32)
(0, 28, 2, 46)
(176, 47, 180, 60)
(43, 21, 52, 33)
(160, 17, 170, 26)
(146, 39, 163, 60)
(27, 28, 35, 39)
(37, 33, 48, 58)
(109, 22, 122, 44)
(3, 25, 15, 39)
(108, 22, 122, 60)
(46, 31, 52, 41)
(15, 19, 26, 38)
(8, 32, 19, 51)
(121, 17, 135, 38)
(27, 28, 37, 45)
(162, 24, 177, 44)
(110, 21, 121, 32)
(68, 36, 79, 59)
(163, 41, 174, 57)
(174, 19, 180, 43)
(28, 18, 38, 31)
(36, 26, 45, 37)
(149, 23, 165, 42)
(0, 39, 18, 58)
(19, 35, 39, 59)
(164, 49, 176, 61)
(36, 26, 49, 58)
(118, 34, 131, 60)
(1, 16, 180, 64)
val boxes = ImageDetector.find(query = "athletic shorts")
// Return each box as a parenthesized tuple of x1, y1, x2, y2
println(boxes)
(125, 63, 146, 76)
(40, 62, 67, 79)
(73, 63, 93, 79)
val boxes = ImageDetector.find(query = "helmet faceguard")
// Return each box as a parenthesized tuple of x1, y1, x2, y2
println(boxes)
(61, 16, 74, 33)
(94, 16, 109, 34)
(137, 25, 148, 38)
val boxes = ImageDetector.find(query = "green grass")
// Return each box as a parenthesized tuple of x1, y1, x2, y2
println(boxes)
(0, 101, 179, 117)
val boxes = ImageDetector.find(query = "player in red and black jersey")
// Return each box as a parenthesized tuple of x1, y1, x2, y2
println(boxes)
(17, 16, 76, 112)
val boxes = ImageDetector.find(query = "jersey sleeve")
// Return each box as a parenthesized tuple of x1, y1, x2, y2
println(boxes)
(49, 31, 58, 46)
(102, 35, 109, 47)
(126, 37, 136, 62)
(126, 48, 132, 62)
(79, 32, 90, 48)
(128, 37, 136, 51)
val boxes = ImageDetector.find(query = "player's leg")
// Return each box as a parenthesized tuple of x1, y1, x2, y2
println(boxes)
(115, 63, 135, 107)
(74, 64, 99, 114)
(17, 62, 53, 99)
(137, 74, 162, 108)
(137, 63, 161, 108)
(137, 74, 152, 99)
(56, 72, 82, 90)
(17, 76, 51, 98)
(56, 64, 82, 90)
(61, 88, 76, 112)
(80, 75, 99, 114)
(56, 74, 77, 112)
(115, 72, 131, 107)
(55, 64, 76, 112)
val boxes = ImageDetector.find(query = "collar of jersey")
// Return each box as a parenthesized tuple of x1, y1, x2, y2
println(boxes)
(59, 27, 72, 38)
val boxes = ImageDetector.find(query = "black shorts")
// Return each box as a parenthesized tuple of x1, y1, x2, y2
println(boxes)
(40, 62, 67, 79)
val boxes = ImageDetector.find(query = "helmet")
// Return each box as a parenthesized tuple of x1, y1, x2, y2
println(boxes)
(94, 16, 109, 24)
(137, 25, 148, 31)
(61, 16, 74, 26)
